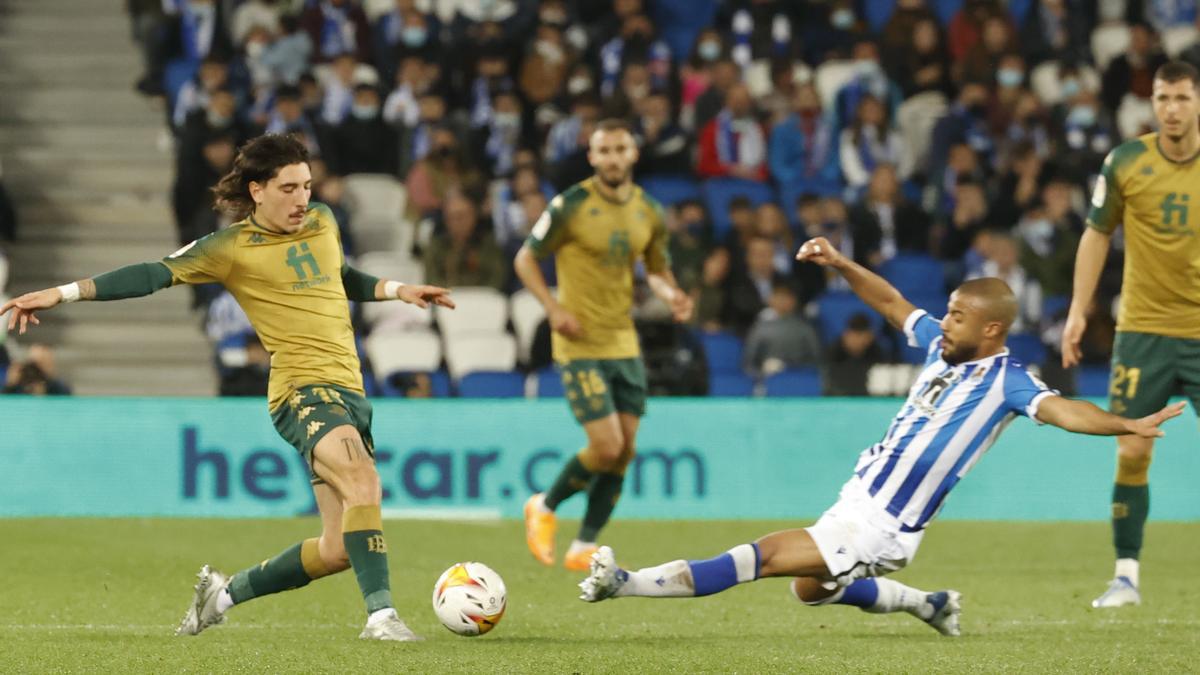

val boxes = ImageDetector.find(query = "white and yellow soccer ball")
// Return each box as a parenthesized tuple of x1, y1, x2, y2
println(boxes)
(431, 562, 507, 636)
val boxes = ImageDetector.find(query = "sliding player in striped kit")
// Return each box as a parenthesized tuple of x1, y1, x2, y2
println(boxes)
(578, 237, 1184, 636)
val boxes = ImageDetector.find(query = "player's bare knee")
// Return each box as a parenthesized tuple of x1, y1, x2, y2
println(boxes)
(790, 577, 838, 605)
(614, 445, 636, 473)
(588, 435, 624, 471)
(337, 464, 381, 507)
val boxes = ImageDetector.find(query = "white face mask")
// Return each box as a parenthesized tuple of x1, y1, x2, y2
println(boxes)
(626, 83, 649, 100)
(245, 41, 266, 59)
(568, 76, 592, 94)
(535, 39, 564, 63)
(493, 112, 520, 127)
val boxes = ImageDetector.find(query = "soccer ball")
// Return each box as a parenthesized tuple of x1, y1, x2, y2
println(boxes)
(431, 562, 507, 636)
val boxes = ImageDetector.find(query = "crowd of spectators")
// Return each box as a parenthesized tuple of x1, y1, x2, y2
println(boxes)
(120, 0, 1192, 398)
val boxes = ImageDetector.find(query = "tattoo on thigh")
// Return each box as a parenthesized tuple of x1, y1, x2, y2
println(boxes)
(341, 438, 368, 462)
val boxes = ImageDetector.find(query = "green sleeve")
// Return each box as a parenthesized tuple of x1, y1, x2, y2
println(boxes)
(341, 263, 382, 302)
(92, 262, 174, 301)
(642, 194, 671, 274)
(525, 186, 586, 259)
(1085, 142, 1144, 234)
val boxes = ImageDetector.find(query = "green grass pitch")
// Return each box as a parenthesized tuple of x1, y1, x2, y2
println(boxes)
(3, 518, 1197, 673)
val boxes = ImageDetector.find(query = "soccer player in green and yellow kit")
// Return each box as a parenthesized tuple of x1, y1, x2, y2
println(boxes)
(1063, 61, 1200, 608)
(1, 134, 454, 640)
(514, 119, 693, 571)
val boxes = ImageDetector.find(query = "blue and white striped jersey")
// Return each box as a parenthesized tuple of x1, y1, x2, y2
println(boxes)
(852, 310, 1056, 531)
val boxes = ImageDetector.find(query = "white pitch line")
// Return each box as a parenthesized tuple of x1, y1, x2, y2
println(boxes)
(1, 623, 359, 631)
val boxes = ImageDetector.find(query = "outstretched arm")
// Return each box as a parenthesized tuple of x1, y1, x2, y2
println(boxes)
(341, 264, 455, 309)
(1035, 397, 1185, 438)
(2, 262, 175, 334)
(795, 236, 916, 330)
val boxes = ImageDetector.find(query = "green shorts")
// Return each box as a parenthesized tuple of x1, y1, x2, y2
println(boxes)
(271, 384, 375, 484)
(560, 358, 647, 425)
(1109, 331, 1200, 417)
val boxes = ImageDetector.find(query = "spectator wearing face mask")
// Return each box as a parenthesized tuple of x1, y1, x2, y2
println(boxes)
(329, 84, 399, 175)
(802, 0, 866, 64)
(405, 125, 485, 217)
(1053, 89, 1113, 186)
(173, 55, 231, 131)
(831, 40, 903, 135)
(476, 91, 525, 178)
(519, 22, 574, 106)
(697, 83, 767, 181)
(597, 13, 671, 98)
(264, 85, 321, 156)
(928, 81, 995, 187)
(1016, 177, 1082, 299)
(958, 13, 1017, 86)
(633, 93, 691, 176)
(692, 58, 741, 134)
(680, 29, 725, 130)
(667, 201, 714, 293)
(373, 1, 439, 84)
(769, 83, 841, 198)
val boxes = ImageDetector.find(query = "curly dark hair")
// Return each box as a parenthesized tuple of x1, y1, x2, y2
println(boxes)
(211, 134, 310, 219)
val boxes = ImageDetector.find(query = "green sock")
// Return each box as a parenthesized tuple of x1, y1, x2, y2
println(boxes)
(579, 472, 624, 542)
(543, 454, 594, 510)
(1112, 483, 1150, 560)
(343, 505, 393, 614)
(228, 538, 332, 604)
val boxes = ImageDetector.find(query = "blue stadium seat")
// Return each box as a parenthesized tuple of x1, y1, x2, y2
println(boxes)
(1007, 333, 1047, 366)
(709, 372, 754, 397)
(815, 291, 883, 344)
(1042, 294, 1070, 319)
(1077, 366, 1111, 397)
(703, 178, 777, 237)
(536, 367, 564, 398)
(764, 368, 822, 397)
(880, 253, 945, 296)
(429, 371, 452, 398)
(640, 175, 702, 207)
(458, 371, 526, 398)
(699, 330, 744, 374)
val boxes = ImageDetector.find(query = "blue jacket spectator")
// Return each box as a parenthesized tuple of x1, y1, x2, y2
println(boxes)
(769, 83, 841, 197)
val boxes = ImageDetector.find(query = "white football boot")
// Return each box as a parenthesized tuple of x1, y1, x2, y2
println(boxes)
(175, 564, 229, 636)
(359, 609, 423, 641)
(922, 590, 963, 637)
(578, 546, 628, 602)
(1091, 576, 1141, 608)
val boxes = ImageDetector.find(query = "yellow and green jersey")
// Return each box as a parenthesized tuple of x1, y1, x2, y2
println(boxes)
(161, 203, 362, 410)
(526, 177, 671, 361)
(1088, 132, 1200, 338)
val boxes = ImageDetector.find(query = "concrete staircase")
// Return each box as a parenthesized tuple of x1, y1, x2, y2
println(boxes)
(0, 0, 217, 396)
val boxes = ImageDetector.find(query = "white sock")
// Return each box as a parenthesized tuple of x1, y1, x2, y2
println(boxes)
(535, 494, 552, 514)
(868, 578, 932, 618)
(367, 607, 396, 625)
(215, 587, 235, 614)
(1115, 558, 1139, 587)
(615, 560, 693, 598)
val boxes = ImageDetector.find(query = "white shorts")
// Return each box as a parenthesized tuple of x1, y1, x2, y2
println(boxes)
(805, 478, 924, 586)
